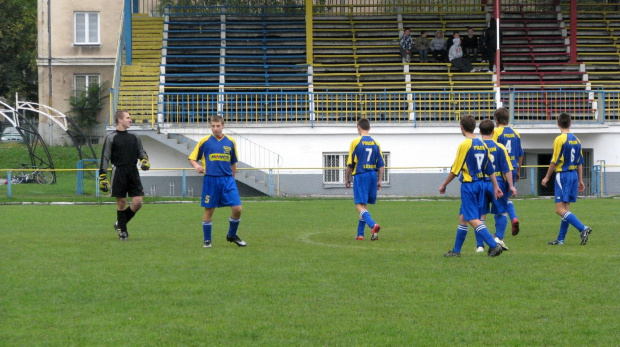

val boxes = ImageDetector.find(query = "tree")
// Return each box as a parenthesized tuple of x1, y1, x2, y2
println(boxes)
(0, 0, 37, 102)
(68, 82, 109, 136)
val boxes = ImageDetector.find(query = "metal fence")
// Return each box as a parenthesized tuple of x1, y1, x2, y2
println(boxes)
(2, 165, 619, 199)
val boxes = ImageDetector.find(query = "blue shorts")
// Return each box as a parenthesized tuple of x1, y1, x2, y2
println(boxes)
(554, 171, 578, 203)
(459, 180, 485, 222)
(201, 175, 242, 208)
(353, 171, 378, 205)
(482, 179, 509, 215)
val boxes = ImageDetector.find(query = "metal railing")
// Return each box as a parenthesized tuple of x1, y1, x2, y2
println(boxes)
(3, 164, 619, 198)
(116, 88, 620, 127)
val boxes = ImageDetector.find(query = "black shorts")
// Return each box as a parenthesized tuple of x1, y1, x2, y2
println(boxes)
(111, 166, 145, 198)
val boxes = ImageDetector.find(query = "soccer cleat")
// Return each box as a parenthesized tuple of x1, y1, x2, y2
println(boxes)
(119, 231, 128, 241)
(226, 235, 247, 247)
(494, 237, 509, 251)
(444, 251, 461, 257)
(548, 239, 564, 245)
(476, 246, 485, 253)
(355, 236, 364, 241)
(580, 227, 592, 245)
(511, 218, 520, 236)
(203, 240, 212, 248)
(370, 224, 380, 241)
(487, 244, 503, 257)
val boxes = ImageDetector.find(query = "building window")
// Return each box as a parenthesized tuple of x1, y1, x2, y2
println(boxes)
(74, 74, 100, 97)
(323, 152, 390, 184)
(74, 12, 100, 45)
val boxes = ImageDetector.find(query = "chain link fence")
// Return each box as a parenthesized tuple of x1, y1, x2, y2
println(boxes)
(2, 165, 619, 200)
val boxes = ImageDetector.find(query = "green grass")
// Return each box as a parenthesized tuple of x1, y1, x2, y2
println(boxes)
(1, 199, 619, 346)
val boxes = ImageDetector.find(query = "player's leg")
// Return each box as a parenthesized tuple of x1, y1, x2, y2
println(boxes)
(507, 170, 519, 235)
(553, 172, 591, 244)
(116, 197, 129, 240)
(475, 215, 485, 252)
(491, 183, 509, 249)
(202, 208, 215, 247)
(464, 182, 501, 256)
(445, 213, 468, 257)
(220, 176, 246, 247)
(355, 203, 367, 240)
(354, 173, 380, 240)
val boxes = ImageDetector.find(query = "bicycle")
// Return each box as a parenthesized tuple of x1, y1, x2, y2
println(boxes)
(11, 164, 54, 184)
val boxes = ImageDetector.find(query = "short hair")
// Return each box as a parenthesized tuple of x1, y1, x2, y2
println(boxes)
(404, 27, 410, 31)
(210, 115, 224, 124)
(460, 115, 476, 133)
(557, 113, 571, 128)
(479, 119, 494, 135)
(494, 107, 509, 125)
(115, 110, 129, 123)
(467, 26, 473, 30)
(357, 117, 370, 130)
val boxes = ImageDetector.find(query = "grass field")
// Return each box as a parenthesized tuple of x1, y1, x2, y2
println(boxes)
(1, 198, 619, 346)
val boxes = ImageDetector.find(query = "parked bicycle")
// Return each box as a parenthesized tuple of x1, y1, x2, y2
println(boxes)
(11, 164, 54, 184)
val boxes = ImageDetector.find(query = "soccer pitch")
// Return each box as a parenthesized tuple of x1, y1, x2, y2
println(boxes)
(1, 198, 619, 346)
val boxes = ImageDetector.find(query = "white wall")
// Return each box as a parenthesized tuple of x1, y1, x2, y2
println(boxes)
(170, 123, 620, 169)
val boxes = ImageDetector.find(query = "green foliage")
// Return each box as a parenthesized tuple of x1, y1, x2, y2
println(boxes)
(0, 199, 618, 345)
(67, 82, 110, 134)
(0, 0, 37, 102)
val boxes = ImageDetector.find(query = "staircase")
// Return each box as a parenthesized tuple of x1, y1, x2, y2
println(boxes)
(118, 14, 163, 123)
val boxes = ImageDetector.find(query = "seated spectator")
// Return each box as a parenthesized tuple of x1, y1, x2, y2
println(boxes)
(415, 31, 430, 63)
(430, 31, 447, 63)
(399, 28, 414, 63)
(446, 31, 459, 52)
(448, 37, 475, 73)
(462, 27, 479, 63)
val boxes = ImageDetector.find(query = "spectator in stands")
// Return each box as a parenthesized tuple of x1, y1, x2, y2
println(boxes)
(446, 31, 459, 53)
(430, 30, 447, 63)
(462, 27, 479, 63)
(415, 31, 430, 63)
(486, 20, 505, 73)
(399, 28, 414, 63)
(448, 36, 475, 73)
(479, 28, 489, 63)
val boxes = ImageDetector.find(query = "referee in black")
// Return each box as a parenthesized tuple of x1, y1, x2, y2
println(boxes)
(99, 110, 150, 241)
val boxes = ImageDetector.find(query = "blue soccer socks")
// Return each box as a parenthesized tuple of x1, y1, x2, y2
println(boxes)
(357, 219, 366, 238)
(475, 224, 497, 248)
(557, 218, 570, 241)
(494, 213, 508, 240)
(453, 224, 468, 253)
(360, 210, 376, 229)
(563, 211, 585, 233)
(507, 201, 518, 221)
(202, 221, 213, 241)
(227, 217, 240, 238)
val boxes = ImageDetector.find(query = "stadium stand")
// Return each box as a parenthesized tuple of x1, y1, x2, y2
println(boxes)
(118, 14, 163, 122)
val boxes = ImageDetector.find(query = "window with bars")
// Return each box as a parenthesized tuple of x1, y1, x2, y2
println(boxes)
(74, 12, 100, 45)
(323, 152, 390, 184)
(74, 74, 100, 97)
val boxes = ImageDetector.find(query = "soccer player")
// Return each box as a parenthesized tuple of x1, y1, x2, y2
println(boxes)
(439, 115, 504, 257)
(189, 115, 245, 248)
(541, 113, 592, 246)
(345, 118, 385, 241)
(493, 107, 524, 235)
(99, 110, 150, 241)
(475, 119, 517, 252)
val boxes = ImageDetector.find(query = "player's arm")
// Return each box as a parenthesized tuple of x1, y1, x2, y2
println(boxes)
(489, 174, 503, 199)
(188, 142, 205, 174)
(439, 172, 456, 194)
(98, 134, 113, 192)
(377, 166, 384, 190)
(136, 136, 150, 170)
(541, 162, 557, 187)
(231, 163, 236, 179)
(577, 163, 585, 192)
(542, 136, 563, 187)
(345, 166, 353, 188)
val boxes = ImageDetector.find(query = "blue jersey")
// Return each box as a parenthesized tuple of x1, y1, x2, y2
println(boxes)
(347, 135, 385, 175)
(483, 139, 513, 182)
(189, 134, 238, 176)
(493, 126, 524, 169)
(450, 137, 495, 183)
(551, 132, 583, 172)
